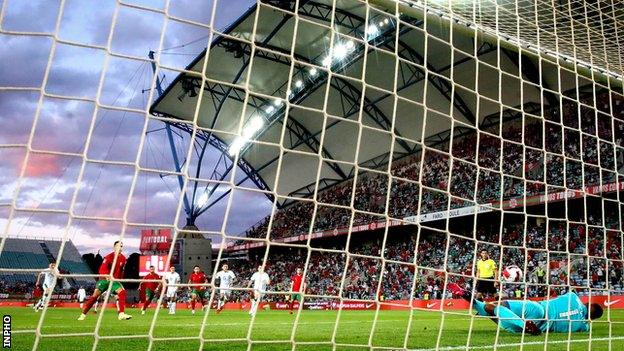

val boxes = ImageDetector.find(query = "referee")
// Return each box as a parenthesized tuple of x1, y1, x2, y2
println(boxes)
(475, 250, 498, 299)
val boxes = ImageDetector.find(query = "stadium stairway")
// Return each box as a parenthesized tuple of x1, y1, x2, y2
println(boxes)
(39, 241, 77, 287)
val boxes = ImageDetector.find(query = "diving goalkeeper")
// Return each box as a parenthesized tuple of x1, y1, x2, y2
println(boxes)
(448, 283, 603, 335)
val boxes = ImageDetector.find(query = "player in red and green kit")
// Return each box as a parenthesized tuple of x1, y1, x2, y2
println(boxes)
(188, 265, 207, 314)
(139, 265, 162, 315)
(288, 267, 306, 314)
(78, 241, 132, 320)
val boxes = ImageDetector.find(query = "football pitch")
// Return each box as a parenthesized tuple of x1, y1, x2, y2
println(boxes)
(2, 307, 623, 351)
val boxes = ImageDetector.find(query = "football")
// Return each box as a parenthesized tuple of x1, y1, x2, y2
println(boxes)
(501, 265, 523, 283)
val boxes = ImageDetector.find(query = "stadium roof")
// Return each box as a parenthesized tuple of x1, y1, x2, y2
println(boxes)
(150, 0, 619, 207)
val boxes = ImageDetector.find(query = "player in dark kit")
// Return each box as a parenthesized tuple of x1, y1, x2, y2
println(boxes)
(78, 241, 132, 320)
(288, 268, 306, 314)
(139, 265, 162, 315)
(188, 265, 208, 314)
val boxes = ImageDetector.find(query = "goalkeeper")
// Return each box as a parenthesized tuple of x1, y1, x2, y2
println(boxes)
(448, 283, 603, 335)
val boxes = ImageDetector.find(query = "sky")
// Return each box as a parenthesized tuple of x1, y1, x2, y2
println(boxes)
(0, 0, 274, 254)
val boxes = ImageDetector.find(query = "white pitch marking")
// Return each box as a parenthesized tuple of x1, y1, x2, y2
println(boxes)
(409, 336, 624, 351)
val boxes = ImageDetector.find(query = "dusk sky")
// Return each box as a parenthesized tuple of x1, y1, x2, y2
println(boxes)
(0, 0, 274, 254)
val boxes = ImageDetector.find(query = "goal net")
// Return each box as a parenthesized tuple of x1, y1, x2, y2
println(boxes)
(0, 0, 623, 350)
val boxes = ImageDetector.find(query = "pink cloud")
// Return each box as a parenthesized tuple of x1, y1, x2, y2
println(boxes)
(23, 153, 64, 178)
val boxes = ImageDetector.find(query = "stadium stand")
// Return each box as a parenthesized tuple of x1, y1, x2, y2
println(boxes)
(239, 91, 623, 245)
(219, 90, 624, 302)
(0, 238, 94, 295)
(217, 221, 621, 302)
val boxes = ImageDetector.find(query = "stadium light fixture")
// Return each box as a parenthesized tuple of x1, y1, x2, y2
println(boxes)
(196, 192, 209, 207)
(273, 99, 282, 106)
(321, 55, 332, 67)
(367, 24, 379, 39)
(332, 43, 349, 60)
(248, 116, 264, 131)
(242, 116, 264, 138)
(295, 79, 303, 88)
(229, 117, 265, 155)
(308, 67, 318, 77)
(265, 105, 275, 114)
(228, 137, 246, 155)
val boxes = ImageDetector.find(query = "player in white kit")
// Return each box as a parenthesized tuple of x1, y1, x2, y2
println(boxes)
(34, 262, 57, 311)
(215, 263, 236, 313)
(77, 286, 87, 309)
(248, 265, 270, 316)
(163, 266, 181, 314)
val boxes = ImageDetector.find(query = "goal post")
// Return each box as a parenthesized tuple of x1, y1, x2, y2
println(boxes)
(0, 0, 623, 350)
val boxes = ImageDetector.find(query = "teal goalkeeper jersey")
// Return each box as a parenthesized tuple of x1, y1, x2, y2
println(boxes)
(539, 292, 589, 333)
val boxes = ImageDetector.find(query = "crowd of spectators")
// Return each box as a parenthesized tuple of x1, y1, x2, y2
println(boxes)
(215, 216, 624, 304)
(240, 91, 624, 246)
(0, 274, 93, 299)
(0, 279, 35, 294)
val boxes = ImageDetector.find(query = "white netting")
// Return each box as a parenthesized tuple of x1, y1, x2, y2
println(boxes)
(0, 0, 623, 350)
(425, 0, 624, 79)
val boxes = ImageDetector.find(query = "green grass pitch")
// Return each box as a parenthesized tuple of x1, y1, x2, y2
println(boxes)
(2, 306, 623, 350)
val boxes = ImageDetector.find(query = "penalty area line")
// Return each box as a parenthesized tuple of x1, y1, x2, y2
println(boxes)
(409, 336, 624, 351)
